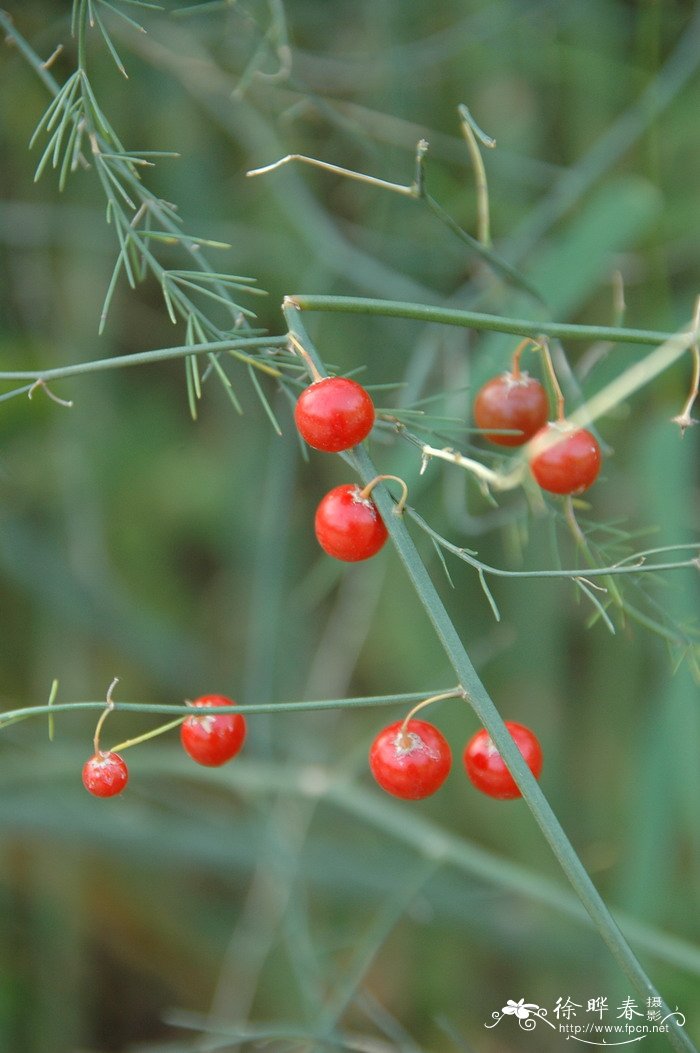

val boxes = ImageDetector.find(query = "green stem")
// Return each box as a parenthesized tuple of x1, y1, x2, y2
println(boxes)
(408, 511, 699, 580)
(283, 305, 696, 1053)
(76, 0, 88, 73)
(0, 336, 288, 384)
(0, 690, 447, 731)
(109, 716, 185, 754)
(287, 294, 681, 346)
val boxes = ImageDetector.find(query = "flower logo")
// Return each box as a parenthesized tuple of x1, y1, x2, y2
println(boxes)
(502, 998, 540, 1020)
(486, 998, 555, 1030)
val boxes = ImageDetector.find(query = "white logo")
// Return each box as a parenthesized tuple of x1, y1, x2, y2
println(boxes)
(484, 996, 686, 1046)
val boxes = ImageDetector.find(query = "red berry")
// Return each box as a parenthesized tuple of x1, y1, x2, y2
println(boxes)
(370, 719, 452, 799)
(463, 722, 542, 799)
(295, 377, 375, 452)
(474, 372, 549, 446)
(82, 751, 129, 798)
(529, 423, 601, 495)
(314, 484, 388, 561)
(180, 695, 246, 767)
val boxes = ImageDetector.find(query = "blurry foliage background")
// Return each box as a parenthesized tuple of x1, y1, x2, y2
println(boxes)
(0, 1, 699, 1051)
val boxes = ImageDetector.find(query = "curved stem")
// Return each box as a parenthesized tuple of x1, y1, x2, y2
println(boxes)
(359, 474, 409, 514)
(398, 688, 464, 746)
(92, 676, 119, 755)
(457, 104, 495, 247)
(510, 337, 542, 379)
(673, 294, 700, 434)
(538, 336, 567, 421)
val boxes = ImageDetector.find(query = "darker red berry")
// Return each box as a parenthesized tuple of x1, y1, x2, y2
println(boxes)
(463, 722, 542, 799)
(315, 484, 388, 561)
(295, 376, 375, 452)
(474, 372, 549, 446)
(529, 423, 601, 495)
(370, 719, 452, 799)
(82, 751, 129, 798)
(180, 694, 247, 767)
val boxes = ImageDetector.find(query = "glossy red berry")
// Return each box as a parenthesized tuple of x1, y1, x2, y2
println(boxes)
(180, 694, 247, 767)
(82, 751, 129, 798)
(529, 423, 601, 495)
(463, 722, 542, 800)
(295, 376, 375, 452)
(315, 484, 388, 561)
(474, 372, 549, 446)
(370, 719, 452, 799)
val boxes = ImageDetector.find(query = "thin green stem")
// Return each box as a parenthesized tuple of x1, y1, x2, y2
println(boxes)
(287, 295, 683, 346)
(109, 716, 185, 754)
(422, 194, 543, 302)
(0, 336, 287, 384)
(406, 511, 700, 581)
(283, 305, 696, 1053)
(0, 690, 448, 731)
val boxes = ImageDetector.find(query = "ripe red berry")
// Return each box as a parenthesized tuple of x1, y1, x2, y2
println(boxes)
(82, 751, 129, 798)
(529, 423, 601, 495)
(314, 483, 388, 561)
(295, 376, 375, 452)
(370, 719, 452, 799)
(463, 722, 542, 800)
(474, 372, 549, 446)
(180, 695, 247, 767)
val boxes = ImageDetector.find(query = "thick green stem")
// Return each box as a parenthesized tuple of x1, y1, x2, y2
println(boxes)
(283, 305, 696, 1053)
(288, 294, 681, 346)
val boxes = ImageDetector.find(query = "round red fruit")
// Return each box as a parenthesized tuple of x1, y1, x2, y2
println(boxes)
(463, 722, 542, 799)
(315, 484, 388, 561)
(180, 695, 247, 767)
(82, 751, 129, 798)
(369, 719, 452, 800)
(529, 423, 601, 494)
(474, 373, 549, 446)
(295, 376, 375, 452)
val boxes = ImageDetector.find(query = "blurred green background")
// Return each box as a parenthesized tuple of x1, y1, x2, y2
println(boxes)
(0, 1, 699, 1050)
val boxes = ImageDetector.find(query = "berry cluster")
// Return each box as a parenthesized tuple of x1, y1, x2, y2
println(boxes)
(294, 373, 390, 561)
(82, 695, 246, 798)
(370, 715, 542, 801)
(295, 339, 604, 574)
(473, 339, 602, 496)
